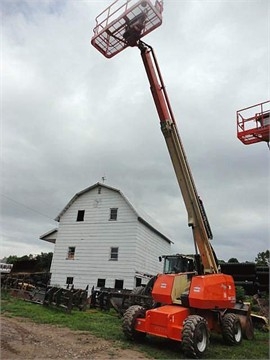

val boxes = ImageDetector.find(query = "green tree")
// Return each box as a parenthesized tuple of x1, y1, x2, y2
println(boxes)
(20, 254, 32, 261)
(5, 252, 53, 271)
(35, 252, 53, 271)
(255, 250, 269, 266)
(7, 254, 32, 263)
(6, 255, 19, 264)
(218, 259, 226, 264)
(228, 257, 239, 263)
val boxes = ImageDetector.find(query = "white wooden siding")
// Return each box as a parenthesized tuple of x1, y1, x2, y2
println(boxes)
(135, 222, 170, 276)
(49, 185, 171, 290)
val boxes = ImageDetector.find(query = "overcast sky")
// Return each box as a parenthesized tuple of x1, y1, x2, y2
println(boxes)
(1, 0, 269, 263)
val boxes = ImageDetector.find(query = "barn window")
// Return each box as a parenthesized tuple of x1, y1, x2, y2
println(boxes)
(135, 277, 142, 287)
(67, 246, 76, 260)
(66, 277, 73, 285)
(109, 208, 118, 220)
(76, 210, 85, 221)
(115, 279, 124, 289)
(110, 247, 118, 261)
(97, 278, 106, 288)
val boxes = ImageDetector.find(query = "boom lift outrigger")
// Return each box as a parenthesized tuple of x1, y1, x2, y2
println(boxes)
(91, 1, 254, 357)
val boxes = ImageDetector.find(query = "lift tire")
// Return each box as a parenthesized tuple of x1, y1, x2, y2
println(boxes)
(122, 305, 146, 341)
(182, 315, 209, 359)
(222, 313, 242, 345)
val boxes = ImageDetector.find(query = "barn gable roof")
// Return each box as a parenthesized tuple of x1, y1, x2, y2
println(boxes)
(54, 182, 173, 244)
(39, 228, 58, 243)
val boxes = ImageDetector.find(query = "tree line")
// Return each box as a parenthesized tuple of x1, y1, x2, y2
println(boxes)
(5, 252, 53, 272)
(224, 250, 269, 266)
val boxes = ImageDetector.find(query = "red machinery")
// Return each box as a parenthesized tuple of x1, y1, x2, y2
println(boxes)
(237, 101, 270, 145)
(91, 1, 253, 358)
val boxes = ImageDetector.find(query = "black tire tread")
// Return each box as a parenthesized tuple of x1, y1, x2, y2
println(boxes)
(182, 315, 209, 359)
(222, 313, 242, 345)
(122, 305, 146, 341)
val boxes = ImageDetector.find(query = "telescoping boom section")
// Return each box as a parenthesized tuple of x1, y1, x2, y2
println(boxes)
(138, 42, 218, 274)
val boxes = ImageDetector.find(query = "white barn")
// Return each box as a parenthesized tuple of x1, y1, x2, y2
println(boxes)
(40, 183, 172, 290)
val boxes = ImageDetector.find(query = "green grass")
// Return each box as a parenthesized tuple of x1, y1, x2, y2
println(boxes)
(1, 291, 269, 359)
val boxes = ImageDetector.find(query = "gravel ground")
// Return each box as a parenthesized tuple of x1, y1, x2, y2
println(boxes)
(0, 315, 150, 359)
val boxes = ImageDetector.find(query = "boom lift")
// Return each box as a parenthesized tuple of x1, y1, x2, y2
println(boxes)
(91, 1, 253, 357)
(237, 100, 270, 147)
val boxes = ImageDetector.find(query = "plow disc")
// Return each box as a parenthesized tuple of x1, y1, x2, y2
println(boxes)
(238, 314, 254, 340)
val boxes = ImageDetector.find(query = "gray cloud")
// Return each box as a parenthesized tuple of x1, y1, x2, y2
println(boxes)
(1, 0, 269, 263)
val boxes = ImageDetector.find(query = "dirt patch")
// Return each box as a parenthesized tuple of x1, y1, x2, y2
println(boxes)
(0, 316, 150, 359)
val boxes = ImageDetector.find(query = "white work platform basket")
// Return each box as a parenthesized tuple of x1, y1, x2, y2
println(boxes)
(91, 0, 163, 58)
